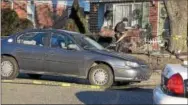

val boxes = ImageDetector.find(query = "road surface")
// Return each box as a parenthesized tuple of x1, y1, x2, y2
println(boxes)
(2, 71, 161, 104)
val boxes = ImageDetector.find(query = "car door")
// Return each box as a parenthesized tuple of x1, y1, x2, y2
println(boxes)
(15, 31, 50, 72)
(44, 32, 84, 76)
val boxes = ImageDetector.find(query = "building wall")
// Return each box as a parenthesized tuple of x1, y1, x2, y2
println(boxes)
(13, 1, 27, 19)
(1, 0, 11, 9)
(149, 0, 158, 38)
(89, 3, 99, 33)
(90, 2, 159, 36)
(149, 0, 159, 50)
(1, 0, 88, 28)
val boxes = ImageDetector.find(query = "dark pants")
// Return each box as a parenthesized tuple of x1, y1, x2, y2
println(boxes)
(115, 40, 132, 53)
(114, 32, 123, 41)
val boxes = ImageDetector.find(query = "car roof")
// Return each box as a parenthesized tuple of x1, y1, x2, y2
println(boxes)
(17, 28, 84, 37)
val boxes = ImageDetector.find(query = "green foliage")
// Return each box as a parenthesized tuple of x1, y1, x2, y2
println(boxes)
(64, 0, 90, 34)
(1, 9, 19, 36)
(144, 23, 153, 40)
(1, 8, 34, 36)
(64, 19, 79, 32)
(104, 10, 113, 21)
(132, 9, 142, 20)
(133, 9, 143, 27)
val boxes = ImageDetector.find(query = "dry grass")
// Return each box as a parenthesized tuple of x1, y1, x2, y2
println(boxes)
(128, 53, 182, 70)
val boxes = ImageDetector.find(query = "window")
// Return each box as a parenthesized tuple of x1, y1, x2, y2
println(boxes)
(17, 32, 49, 47)
(50, 33, 67, 49)
(73, 35, 104, 50)
(112, 3, 143, 28)
(50, 33, 79, 50)
(103, 4, 113, 28)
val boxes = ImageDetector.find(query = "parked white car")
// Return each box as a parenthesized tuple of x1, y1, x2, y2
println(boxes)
(153, 61, 188, 104)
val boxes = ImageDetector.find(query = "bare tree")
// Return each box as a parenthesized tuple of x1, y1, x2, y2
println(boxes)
(162, 0, 188, 54)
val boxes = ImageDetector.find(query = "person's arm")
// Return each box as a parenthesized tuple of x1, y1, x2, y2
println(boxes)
(116, 32, 127, 43)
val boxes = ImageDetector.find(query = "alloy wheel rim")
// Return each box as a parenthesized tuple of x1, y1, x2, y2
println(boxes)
(1, 61, 14, 77)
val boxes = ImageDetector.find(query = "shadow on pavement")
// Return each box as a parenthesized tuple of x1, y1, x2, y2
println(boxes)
(17, 73, 90, 85)
(76, 88, 153, 104)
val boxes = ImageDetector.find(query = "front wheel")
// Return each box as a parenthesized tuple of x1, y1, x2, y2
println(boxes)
(88, 64, 114, 88)
(1, 56, 19, 79)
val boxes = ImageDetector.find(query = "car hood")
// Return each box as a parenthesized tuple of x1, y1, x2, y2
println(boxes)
(87, 49, 147, 65)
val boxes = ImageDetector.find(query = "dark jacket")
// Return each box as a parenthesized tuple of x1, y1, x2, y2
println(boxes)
(114, 21, 125, 33)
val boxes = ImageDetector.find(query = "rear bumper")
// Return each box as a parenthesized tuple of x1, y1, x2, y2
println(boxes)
(153, 86, 188, 104)
(114, 66, 152, 81)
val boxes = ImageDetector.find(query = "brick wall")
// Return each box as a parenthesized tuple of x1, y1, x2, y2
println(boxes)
(1, 0, 67, 28)
(1, 1, 27, 19)
(35, 3, 53, 28)
(149, 0, 158, 37)
(149, 0, 159, 50)
(1, 1, 11, 9)
(13, 1, 27, 19)
(35, 2, 67, 28)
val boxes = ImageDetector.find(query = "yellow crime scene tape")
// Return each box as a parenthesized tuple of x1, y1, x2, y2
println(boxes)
(172, 35, 187, 40)
(1, 79, 157, 90)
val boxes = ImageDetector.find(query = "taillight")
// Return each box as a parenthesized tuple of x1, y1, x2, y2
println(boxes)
(167, 73, 184, 95)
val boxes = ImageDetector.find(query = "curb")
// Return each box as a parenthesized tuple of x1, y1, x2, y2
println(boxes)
(1, 79, 158, 90)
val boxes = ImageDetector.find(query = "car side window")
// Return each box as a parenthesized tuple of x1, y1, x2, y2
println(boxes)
(17, 32, 49, 47)
(51, 33, 67, 49)
(50, 33, 78, 50)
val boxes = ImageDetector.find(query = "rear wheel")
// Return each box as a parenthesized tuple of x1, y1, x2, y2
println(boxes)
(1, 56, 19, 79)
(28, 74, 42, 79)
(89, 64, 114, 88)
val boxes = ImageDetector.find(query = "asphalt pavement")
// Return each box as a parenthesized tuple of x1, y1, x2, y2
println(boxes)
(2, 83, 154, 104)
(1, 71, 161, 104)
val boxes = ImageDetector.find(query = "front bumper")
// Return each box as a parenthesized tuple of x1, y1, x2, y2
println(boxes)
(153, 86, 188, 104)
(114, 66, 152, 81)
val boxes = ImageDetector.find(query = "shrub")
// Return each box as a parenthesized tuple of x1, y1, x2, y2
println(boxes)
(64, 19, 79, 32)
(1, 8, 33, 36)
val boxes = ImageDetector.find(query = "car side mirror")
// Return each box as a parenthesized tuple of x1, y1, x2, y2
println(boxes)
(67, 44, 79, 50)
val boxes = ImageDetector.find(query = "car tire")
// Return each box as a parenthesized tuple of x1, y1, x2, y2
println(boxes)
(1, 56, 19, 79)
(28, 74, 42, 79)
(89, 64, 114, 88)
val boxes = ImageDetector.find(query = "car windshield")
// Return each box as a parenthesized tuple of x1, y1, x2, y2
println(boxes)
(73, 35, 104, 50)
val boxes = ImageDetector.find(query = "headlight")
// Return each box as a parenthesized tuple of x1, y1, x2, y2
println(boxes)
(125, 61, 140, 68)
